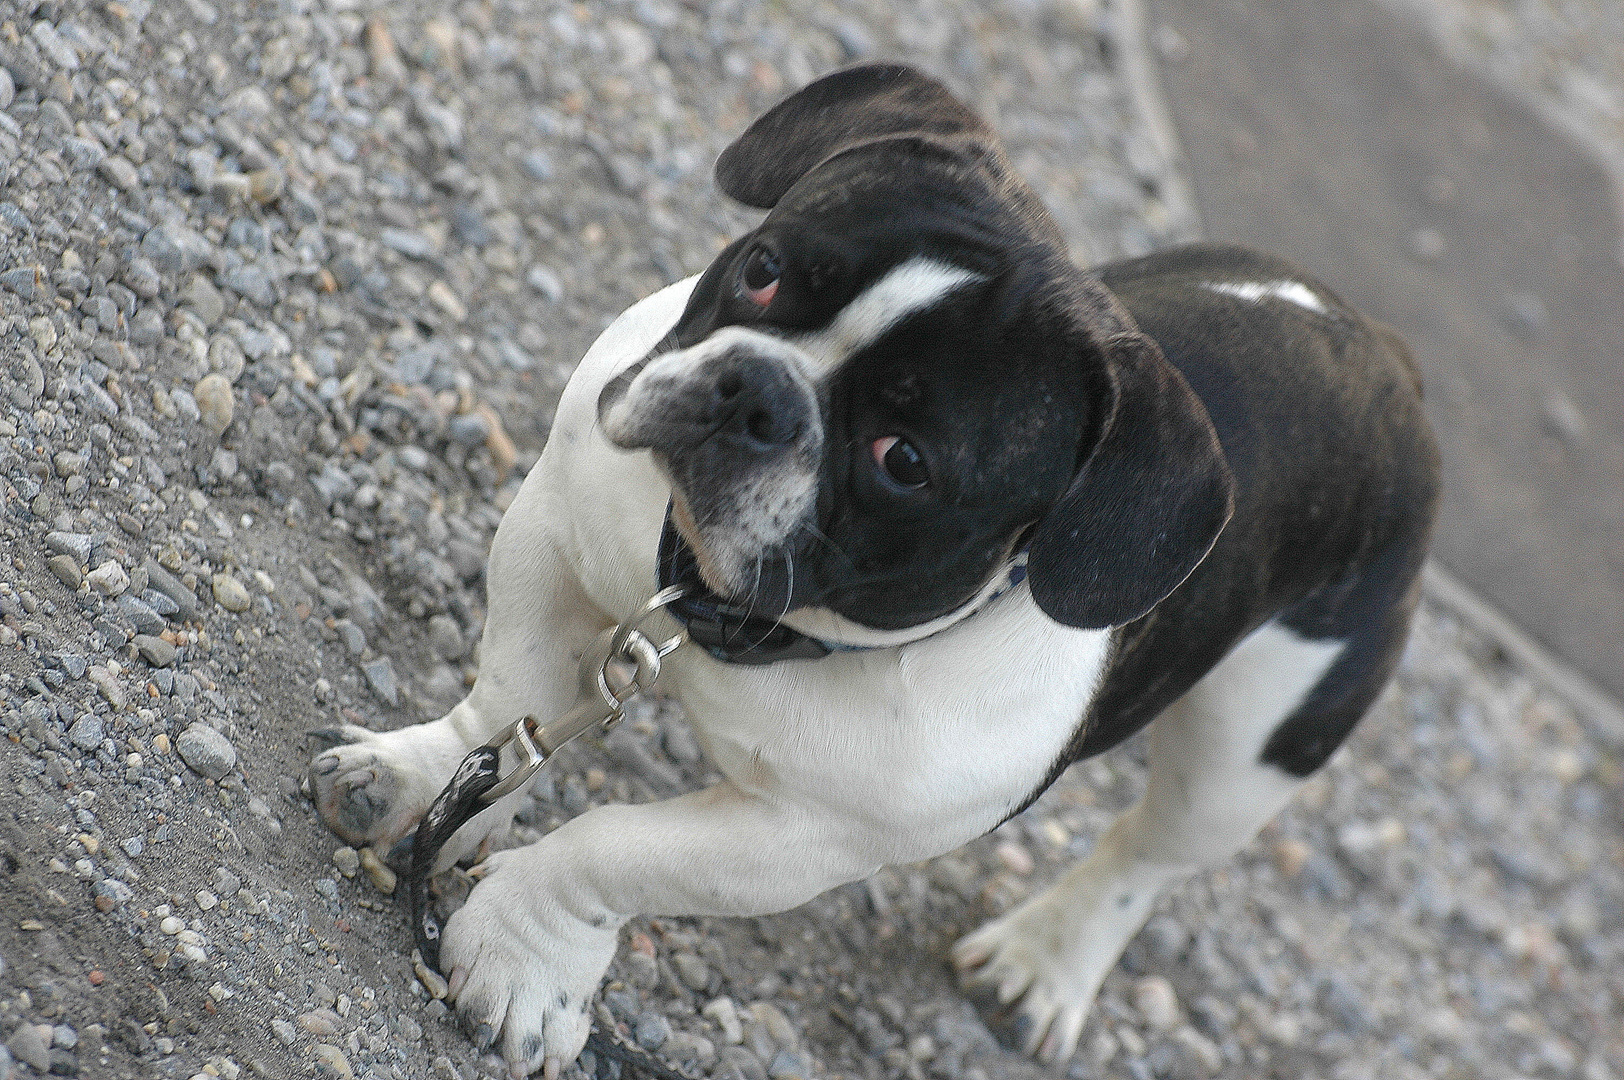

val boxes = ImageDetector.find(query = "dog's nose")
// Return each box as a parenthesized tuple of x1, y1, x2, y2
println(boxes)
(702, 355, 806, 452)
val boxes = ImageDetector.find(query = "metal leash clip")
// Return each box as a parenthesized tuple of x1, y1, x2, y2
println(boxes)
(479, 583, 690, 802)
(406, 585, 691, 973)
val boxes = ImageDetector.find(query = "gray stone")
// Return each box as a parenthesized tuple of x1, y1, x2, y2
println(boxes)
(121, 255, 161, 300)
(132, 634, 177, 667)
(51, 653, 87, 679)
(447, 413, 490, 447)
(129, 308, 164, 345)
(93, 878, 132, 907)
(99, 155, 140, 191)
(716, 1046, 768, 1080)
(212, 573, 251, 612)
(310, 463, 357, 505)
(181, 274, 224, 325)
(360, 657, 398, 705)
(335, 619, 367, 657)
(143, 559, 201, 618)
(45, 530, 94, 564)
(525, 265, 564, 302)
(635, 1013, 672, 1051)
(0, 266, 40, 300)
(379, 227, 435, 260)
(176, 723, 237, 779)
(67, 714, 104, 751)
(141, 223, 208, 276)
(220, 263, 277, 308)
(48, 554, 82, 589)
(766, 1050, 809, 1080)
(672, 951, 711, 992)
(427, 614, 465, 660)
(116, 594, 165, 635)
(6, 1023, 49, 1072)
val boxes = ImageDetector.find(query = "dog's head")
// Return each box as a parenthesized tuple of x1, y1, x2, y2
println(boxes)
(599, 64, 1234, 635)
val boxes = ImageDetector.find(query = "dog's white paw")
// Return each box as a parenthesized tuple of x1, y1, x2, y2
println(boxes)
(306, 723, 470, 847)
(953, 878, 1151, 1065)
(443, 846, 618, 1078)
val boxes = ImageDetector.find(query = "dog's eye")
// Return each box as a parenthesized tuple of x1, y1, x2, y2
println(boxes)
(740, 247, 781, 307)
(872, 436, 930, 490)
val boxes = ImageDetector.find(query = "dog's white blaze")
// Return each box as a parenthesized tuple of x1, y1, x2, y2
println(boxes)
(793, 257, 983, 371)
(1202, 278, 1331, 316)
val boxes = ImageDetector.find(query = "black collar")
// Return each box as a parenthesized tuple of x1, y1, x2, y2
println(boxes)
(656, 514, 833, 664)
(656, 509, 1032, 666)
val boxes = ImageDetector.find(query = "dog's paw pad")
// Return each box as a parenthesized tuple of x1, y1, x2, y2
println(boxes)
(306, 733, 425, 845)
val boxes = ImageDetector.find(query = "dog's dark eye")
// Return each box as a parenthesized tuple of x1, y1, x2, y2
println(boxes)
(872, 436, 930, 490)
(740, 246, 781, 307)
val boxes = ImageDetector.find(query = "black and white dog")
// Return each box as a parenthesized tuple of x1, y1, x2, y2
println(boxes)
(309, 64, 1439, 1075)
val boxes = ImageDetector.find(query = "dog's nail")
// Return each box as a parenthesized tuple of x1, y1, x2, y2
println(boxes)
(314, 756, 341, 776)
(473, 1022, 496, 1051)
(386, 834, 416, 869)
(306, 727, 356, 749)
(447, 967, 467, 1000)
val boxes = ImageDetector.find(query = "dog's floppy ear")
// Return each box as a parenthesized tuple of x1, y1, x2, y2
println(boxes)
(715, 63, 992, 209)
(1027, 325, 1236, 629)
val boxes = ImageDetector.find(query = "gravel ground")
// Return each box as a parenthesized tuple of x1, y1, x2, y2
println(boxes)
(0, 1, 1621, 1079)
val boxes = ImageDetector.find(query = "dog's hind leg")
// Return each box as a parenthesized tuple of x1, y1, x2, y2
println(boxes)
(307, 481, 607, 864)
(954, 572, 1418, 1062)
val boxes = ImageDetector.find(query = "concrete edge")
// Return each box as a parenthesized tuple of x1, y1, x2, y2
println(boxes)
(1111, 0, 1207, 239)
(1109, 1, 1624, 751)
(1364, 0, 1624, 271)
(1420, 562, 1624, 749)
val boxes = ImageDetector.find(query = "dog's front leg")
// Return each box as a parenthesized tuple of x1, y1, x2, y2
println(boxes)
(307, 482, 606, 865)
(443, 781, 872, 1077)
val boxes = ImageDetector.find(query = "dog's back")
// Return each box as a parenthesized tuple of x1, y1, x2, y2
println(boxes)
(1057, 243, 1440, 774)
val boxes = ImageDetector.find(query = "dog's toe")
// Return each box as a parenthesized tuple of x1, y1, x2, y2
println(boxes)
(953, 905, 1105, 1066)
(305, 725, 367, 751)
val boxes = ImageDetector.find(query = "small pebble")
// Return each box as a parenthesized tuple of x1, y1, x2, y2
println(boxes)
(1132, 975, 1181, 1031)
(332, 847, 360, 878)
(175, 723, 237, 780)
(359, 847, 396, 894)
(213, 573, 252, 612)
(133, 635, 178, 667)
(87, 560, 130, 598)
(194, 372, 235, 436)
(48, 554, 83, 590)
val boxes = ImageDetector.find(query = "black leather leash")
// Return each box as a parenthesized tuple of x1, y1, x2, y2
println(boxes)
(400, 588, 704, 1080)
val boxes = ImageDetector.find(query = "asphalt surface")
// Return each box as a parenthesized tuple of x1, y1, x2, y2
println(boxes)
(1144, 0, 1624, 700)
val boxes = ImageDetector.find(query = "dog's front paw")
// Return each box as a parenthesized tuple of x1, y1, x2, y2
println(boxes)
(443, 847, 618, 1078)
(952, 890, 1123, 1065)
(306, 723, 463, 846)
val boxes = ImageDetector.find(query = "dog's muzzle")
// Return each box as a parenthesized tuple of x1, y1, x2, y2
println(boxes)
(597, 329, 825, 604)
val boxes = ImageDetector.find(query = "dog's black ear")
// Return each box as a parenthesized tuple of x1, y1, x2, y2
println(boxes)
(715, 63, 991, 209)
(1027, 327, 1235, 629)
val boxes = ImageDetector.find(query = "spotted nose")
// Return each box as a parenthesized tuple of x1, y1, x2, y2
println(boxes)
(603, 347, 815, 459)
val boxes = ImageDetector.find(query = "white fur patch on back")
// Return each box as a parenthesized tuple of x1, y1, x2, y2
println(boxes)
(1201, 278, 1331, 317)
(793, 258, 983, 371)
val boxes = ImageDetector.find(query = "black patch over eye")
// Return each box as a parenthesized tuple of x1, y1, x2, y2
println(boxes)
(872, 436, 930, 490)
(739, 246, 781, 306)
